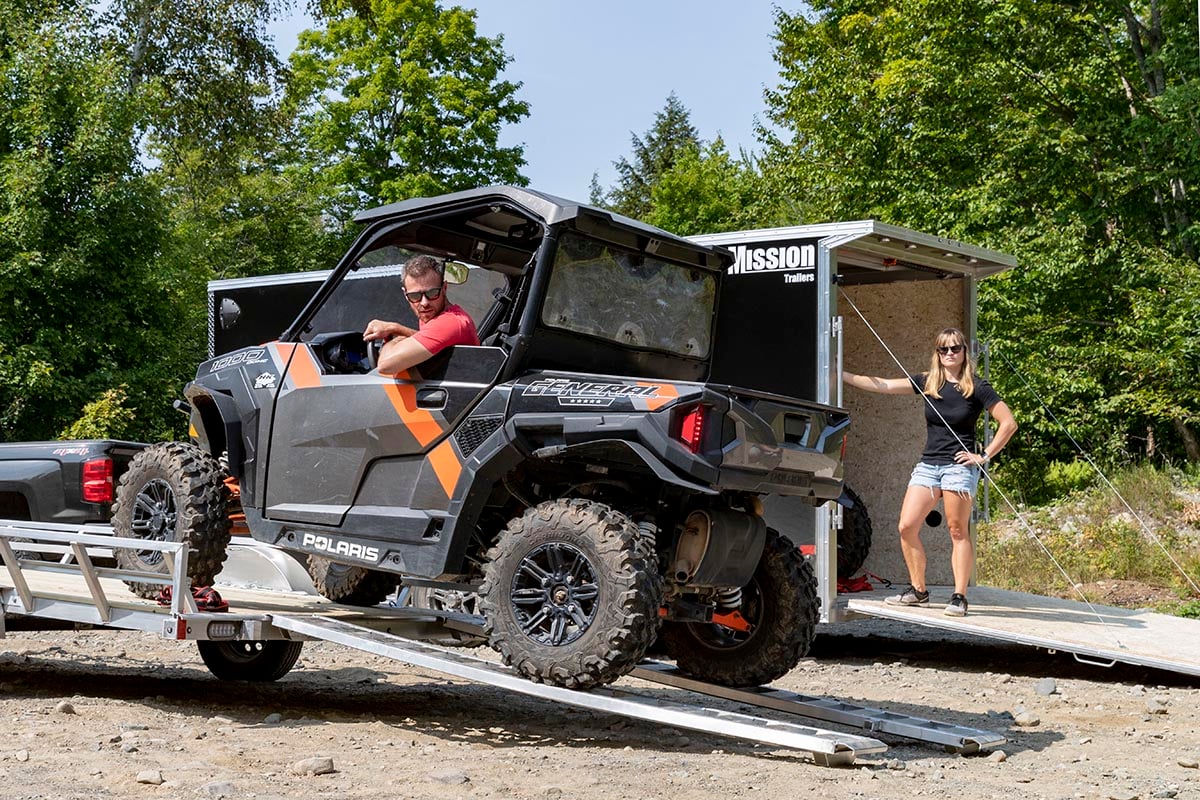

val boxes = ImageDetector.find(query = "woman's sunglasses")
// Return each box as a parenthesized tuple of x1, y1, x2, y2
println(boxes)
(404, 285, 444, 303)
(936, 344, 965, 355)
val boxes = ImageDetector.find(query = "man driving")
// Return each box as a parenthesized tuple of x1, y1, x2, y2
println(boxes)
(363, 255, 480, 374)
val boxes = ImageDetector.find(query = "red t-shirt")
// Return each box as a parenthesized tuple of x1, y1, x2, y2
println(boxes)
(411, 304, 480, 355)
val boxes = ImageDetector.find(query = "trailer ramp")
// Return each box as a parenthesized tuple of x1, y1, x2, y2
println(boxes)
(631, 662, 1004, 754)
(270, 614, 884, 765)
(845, 585, 1200, 678)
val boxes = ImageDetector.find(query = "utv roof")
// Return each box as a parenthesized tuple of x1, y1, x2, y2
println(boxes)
(354, 185, 730, 271)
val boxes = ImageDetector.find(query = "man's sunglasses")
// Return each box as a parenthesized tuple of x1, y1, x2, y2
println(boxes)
(404, 285, 444, 303)
(936, 344, 965, 355)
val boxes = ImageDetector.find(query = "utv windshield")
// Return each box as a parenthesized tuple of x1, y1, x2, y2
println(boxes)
(541, 233, 716, 358)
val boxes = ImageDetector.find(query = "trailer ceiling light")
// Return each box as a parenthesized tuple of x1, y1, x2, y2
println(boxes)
(878, 236, 891, 243)
(905, 243, 918, 249)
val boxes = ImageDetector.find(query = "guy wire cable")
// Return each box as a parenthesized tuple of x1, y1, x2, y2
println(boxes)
(838, 288, 1127, 649)
(990, 345, 1200, 596)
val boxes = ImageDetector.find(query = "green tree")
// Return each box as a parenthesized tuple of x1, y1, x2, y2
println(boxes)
(0, 3, 184, 441)
(592, 92, 701, 220)
(763, 0, 1200, 478)
(644, 139, 782, 236)
(288, 0, 529, 213)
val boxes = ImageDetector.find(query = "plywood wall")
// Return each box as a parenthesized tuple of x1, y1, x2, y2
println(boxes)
(840, 278, 968, 587)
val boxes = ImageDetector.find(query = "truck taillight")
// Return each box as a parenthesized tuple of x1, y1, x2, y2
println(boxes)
(82, 457, 113, 503)
(676, 405, 707, 453)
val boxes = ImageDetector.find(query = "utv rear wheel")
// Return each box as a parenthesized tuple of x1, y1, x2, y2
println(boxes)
(838, 485, 873, 580)
(479, 499, 662, 690)
(661, 527, 819, 687)
(111, 442, 232, 599)
(197, 640, 303, 681)
(306, 556, 398, 606)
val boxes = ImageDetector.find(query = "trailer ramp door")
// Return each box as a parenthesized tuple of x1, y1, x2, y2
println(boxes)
(845, 586, 1200, 678)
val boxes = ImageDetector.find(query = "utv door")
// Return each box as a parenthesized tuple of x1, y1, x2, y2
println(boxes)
(262, 344, 504, 526)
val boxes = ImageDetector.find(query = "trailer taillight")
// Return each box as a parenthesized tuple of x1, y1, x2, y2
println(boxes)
(676, 405, 707, 454)
(82, 457, 114, 503)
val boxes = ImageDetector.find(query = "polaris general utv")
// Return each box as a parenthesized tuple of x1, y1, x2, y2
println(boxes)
(113, 187, 849, 690)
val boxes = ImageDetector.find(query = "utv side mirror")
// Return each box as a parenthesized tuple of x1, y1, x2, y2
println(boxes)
(444, 261, 470, 285)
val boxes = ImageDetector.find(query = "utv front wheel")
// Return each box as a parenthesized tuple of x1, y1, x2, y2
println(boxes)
(480, 499, 662, 690)
(306, 556, 398, 606)
(661, 527, 819, 687)
(111, 442, 232, 599)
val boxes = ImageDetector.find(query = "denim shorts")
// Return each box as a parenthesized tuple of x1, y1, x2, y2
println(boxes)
(909, 462, 979, 496)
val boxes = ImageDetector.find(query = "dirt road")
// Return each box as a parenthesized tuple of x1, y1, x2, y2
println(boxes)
(1, 619, 1197, 800)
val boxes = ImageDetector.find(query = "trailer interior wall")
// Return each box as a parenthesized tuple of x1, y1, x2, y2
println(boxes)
(839, 278, 968, 587)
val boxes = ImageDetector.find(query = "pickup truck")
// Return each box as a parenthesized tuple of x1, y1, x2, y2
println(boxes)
(0, 440, 147, 527)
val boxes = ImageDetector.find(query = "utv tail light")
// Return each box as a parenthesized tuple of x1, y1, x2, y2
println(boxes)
(676, 405, 707, 454)
(82, 457, 114, 503)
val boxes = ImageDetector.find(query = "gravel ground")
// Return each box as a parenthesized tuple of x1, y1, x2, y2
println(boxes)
(0, 616, 1197, 800)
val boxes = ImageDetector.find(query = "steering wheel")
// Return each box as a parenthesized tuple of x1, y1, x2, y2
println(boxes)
(367, 338, 383, 371)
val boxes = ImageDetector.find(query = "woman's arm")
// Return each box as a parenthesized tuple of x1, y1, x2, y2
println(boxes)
(842, 371, 915, 395)
(955, 401, 1018, 466)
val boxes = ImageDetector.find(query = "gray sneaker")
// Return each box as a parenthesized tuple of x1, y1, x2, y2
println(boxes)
(884, 585, 929, 607)
(944, 593, 969, 617)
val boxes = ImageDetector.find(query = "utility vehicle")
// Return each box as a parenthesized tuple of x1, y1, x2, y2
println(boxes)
(113, 187, 848, 689)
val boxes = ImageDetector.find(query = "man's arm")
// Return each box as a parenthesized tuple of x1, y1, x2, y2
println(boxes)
(377, 335, 435, 375)
(364, 319, 417, 342)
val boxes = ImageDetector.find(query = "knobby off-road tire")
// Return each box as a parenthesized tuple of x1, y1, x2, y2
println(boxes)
(197, 640, 304, 681)
(838, 484, 873, 580)
(307, 556, 398, 606)
(661, 527, 819, 688)
(479, 499, 663, 690)
(111, 442, 232, 599)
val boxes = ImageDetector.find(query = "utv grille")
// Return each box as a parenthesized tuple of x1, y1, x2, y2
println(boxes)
(455, 415, 503, 457)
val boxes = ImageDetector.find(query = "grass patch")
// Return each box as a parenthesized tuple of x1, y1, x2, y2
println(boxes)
(977, 463, 1200, 609)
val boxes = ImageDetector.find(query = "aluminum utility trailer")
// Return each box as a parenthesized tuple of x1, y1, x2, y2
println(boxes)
(0, 519, 1004, 765)
(692, 222, 1200, 679)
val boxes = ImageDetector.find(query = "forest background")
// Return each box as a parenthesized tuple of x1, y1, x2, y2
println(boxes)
(1, 0, 1198, 501)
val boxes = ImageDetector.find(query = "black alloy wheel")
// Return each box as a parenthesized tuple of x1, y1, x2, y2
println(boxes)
(129, 478, 178, 567)
(510, 541, 600, 647)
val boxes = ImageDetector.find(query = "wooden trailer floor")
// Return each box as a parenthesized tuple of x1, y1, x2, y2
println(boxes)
(844, 585, 1200, 678)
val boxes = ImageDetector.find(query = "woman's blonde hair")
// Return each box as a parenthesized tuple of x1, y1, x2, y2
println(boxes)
(923, 328, 976, 399)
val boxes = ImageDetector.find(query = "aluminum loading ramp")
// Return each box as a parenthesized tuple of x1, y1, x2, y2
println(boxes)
(272, 615, 886, 765)
(845, 585, 1200, 678)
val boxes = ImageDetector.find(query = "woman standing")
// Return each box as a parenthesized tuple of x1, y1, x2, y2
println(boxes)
(843, 328, 1017, 616)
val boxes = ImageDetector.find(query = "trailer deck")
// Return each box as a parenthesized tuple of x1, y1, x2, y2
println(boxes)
(843, 585, 1200, 677)
(0, 519, 1007, 765)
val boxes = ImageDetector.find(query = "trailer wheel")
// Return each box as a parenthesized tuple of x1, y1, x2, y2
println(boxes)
(111, 442, 232, 599)
(661, 528, 819, 687)
(306, 555, 398, 606)
(480, 499, 662, 690)
(838, 484, 873, 580)
(197, 640, 303, 681)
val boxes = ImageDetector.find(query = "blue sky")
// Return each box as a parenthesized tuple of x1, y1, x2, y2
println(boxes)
(268, 2, 794, 202)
